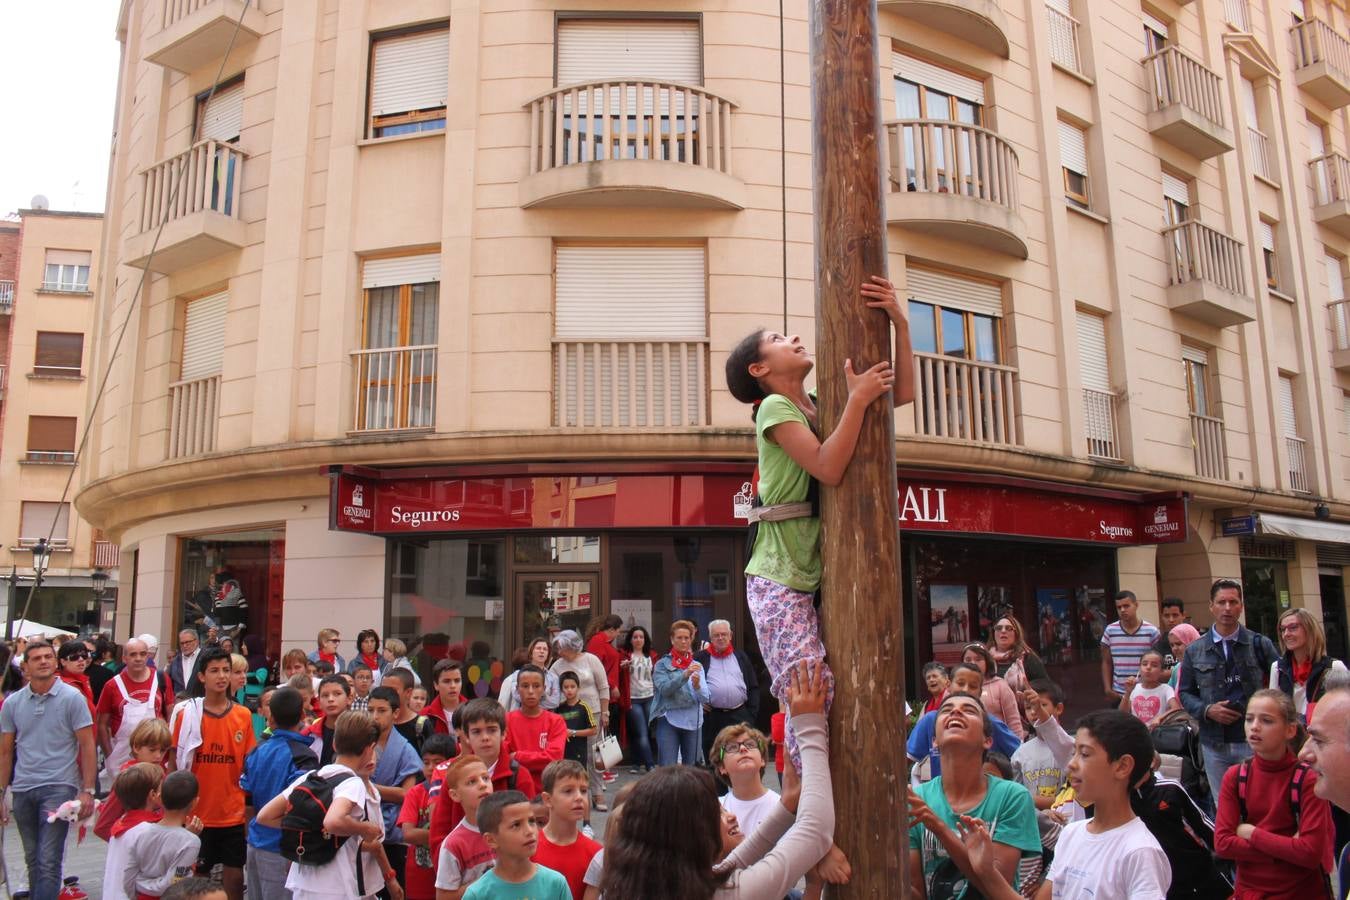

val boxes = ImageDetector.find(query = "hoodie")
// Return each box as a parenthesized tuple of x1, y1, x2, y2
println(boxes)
(422, 693, 468, 736)
(427, 744, 537, 850)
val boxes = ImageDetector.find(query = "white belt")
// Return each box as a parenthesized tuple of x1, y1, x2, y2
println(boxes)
(746, 502, 813, 524)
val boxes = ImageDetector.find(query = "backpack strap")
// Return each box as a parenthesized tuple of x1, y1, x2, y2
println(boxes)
(506, 758, 520, 791)
(1290, 762, 1310, 830)
(1237, 760, 1251, 823)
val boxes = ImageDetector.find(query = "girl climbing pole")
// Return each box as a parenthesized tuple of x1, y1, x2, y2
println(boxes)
(725, 275, 914, 770)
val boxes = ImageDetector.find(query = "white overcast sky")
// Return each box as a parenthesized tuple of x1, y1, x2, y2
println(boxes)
(0, 2, 121, 217)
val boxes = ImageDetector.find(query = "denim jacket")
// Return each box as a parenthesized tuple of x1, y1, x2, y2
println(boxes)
(649, 656, 712, 724)
(1177, 625, 1279, 746)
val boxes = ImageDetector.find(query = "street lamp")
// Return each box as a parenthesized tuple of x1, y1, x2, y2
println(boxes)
(5, 538, 52, 641)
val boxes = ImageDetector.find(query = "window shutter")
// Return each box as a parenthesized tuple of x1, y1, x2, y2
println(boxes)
(1142, 11, 1170, 39)
(20, 502, 70, 543)
(1076, 311, 1111, 393)
(556, 20, 702, 86)
(1162, 172, 1190, 205)
(1260, 221, 1275, 251)
(892, 52, 986, 105)
(44, 249, 91, 267)
(1308, 120, 1327, 156)
(200, 81, 244, 142)
(1278, 374, 1299, 438)
(555, 246, 705, 339)
(27, 416, 77, 453)
(1180, 343, 1209, 365)
(371, 27, 450, 116)
(1047, 0, 1072, 15)
(1326, 255, 1345, 301)
(181, 292, 228, 382)
(1292, 0, 1306, 19)
(1240, 78, 1259, 127)
(906, 268, 1003, 317)
(362, 253, 441, 289)
(34, 332, 84, 370)
(1059, 120, 1088, 175)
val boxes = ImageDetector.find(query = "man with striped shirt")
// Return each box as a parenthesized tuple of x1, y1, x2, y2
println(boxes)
(1100, 590, 1161, 706)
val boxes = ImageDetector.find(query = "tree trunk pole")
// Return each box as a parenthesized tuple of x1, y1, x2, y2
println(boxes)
(809, 0, 906, 894)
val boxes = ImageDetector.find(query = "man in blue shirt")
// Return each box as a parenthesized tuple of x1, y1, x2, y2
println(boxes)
(240, 686, 317, 898)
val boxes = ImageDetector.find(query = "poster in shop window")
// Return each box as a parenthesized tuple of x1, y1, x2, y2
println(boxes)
(977, 585, 1013, 644)
(929, 583, 971, 666)
(1036, 588, 1073, 666)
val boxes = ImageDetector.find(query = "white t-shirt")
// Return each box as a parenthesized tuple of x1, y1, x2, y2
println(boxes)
(282, 764, 385, 899)
(720, 789, 782, 840)
(1128, 683, 1175, 723)
(1047, 817, 1170, 900)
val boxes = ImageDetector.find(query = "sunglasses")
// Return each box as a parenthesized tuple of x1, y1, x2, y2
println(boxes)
(63, 651, 91, 661)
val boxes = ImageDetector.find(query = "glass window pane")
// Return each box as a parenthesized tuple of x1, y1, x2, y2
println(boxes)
(408, 283, 439, 345)
(957, 100, 980, 126)
(364, 287, 402, 349)
(973, 316, 998, 362)
(909, 301, 937, 353)
(895, 79, 921, 118)
(925, 89, 953, 120)
(941, 308, 966, 357)
(514, 535, 601, 565)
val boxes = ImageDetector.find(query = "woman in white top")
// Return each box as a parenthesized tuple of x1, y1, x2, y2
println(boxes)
(1270, 607, 1348, 721)
(498, 638, 562, 712)
(620, 626, 658, 773)
(550, 630, 611, 807)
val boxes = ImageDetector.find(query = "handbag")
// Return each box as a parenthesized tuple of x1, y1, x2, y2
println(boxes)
(594, 728, 623, 770)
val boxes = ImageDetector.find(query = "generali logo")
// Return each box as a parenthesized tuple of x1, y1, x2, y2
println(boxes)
(733, 482, 753, 520)
(1144, 503, 1180, 537)
(343, 483, 372, 521)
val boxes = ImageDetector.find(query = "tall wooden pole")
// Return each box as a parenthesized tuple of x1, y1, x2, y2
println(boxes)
(809, 0, 906, 893)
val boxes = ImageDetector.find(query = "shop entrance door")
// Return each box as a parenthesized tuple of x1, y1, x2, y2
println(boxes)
(515, 573, 600, 648)
(1321, 571, 1348, 662)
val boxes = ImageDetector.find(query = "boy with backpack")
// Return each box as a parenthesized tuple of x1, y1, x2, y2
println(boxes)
(386, 668, 438, 754)
(241, 686, 319, 898)
(429, 699, 537, 849)
(255, 710, 404, 900)
(1131, 753, 1232, 899)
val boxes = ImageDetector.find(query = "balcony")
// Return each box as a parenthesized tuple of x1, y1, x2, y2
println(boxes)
(167, 374, 220, 459)
(352, 345, 437, 433)
(1309, 152, 1350, 237)
(876, 0, 1010, 58)
(553, 340, 709, 427)
(0, 364, 6, 396)
(0, 280, 12, 313)
(1162, 220, 1256, 327)
(1224, 0, 1250, 30)
(124, 141, 247, 274)
(520, 82, 745, 210)
(144, 0, 265, 74)
(1083, 388, 1121, 461)
(1247, 126, 1277, 183)
(1287, 436, 1311, 493)
(1331, 300, 1350, 370)
(912, 352, 1020, 446)
(93, 541, 121, 569)
(1046, 4, 1083, 75)
(1291, 18, 1350, 109)
(884, 119, 1028, 258)
(1142, 47, 1234, 160)
(1190, 413, 1228, 480)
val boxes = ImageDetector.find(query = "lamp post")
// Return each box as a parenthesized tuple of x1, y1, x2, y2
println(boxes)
(88, 567, 111, 636)
(6, 538, 52, 642)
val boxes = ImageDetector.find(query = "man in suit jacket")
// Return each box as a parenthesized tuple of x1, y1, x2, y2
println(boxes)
(696, 619, 760, 766)
(166, 628, 203, 695)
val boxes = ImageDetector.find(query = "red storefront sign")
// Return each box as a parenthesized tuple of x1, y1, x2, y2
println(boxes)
(328, 465, 1188, 546)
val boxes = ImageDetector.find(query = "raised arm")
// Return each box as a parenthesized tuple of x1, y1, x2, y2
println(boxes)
(861, 275, 915, 407)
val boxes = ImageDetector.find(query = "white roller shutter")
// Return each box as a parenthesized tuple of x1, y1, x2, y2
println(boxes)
(557, 20, 702, 86)
(892, 52, 985, 105)
(555, 246, 705, 339)
(1326, 255, 1345, 301)
(1278, 374, 1300, 438)
(1076, 311, 1111, 392)
(906, 267, 1003, 317)
(1240, 78, 1259, 127)
(1259, 220, 1275, 251)
(1293, 0, 1306, 19)
(181, 291, 228, 381)
(1309, 120, 1327, 156)
(200, 81, 243, 142)
(1059, 120, 1088, 175)
(1180, 343, 1209, 365)
(1162, 172, 1190, 205)
(1142, 11, 1170, 39)
(371, 27, 450, 116)
(1047, 0, 1072, 14)
(362, 253, 441, 289)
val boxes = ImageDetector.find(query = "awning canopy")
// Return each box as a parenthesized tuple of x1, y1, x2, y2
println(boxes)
(1257, 513, 1350, 544)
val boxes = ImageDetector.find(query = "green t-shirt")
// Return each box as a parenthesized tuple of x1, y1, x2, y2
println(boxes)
(744, 393, 822, 593)
(463, 865, 571, 900)
(907, 774, 1042, 900)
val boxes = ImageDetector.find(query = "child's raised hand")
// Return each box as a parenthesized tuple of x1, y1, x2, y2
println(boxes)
(844, 358, 895, 405)
(186, 815, 204, 835)
(861, 275, 904, 323)
(786, 659, 828, 718)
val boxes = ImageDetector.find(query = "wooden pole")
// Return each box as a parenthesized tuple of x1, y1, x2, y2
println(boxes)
(809, 0, 906, 893)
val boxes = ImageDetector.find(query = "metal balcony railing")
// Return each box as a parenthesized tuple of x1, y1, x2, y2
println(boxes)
(912, 352, 1020, 446)
(1142, 46, 1228, 130)
(1190, 413, 1228, 480)
(1046, 4, 1083, 73)
(1082, 388, 1121, 460)
(352, 345, 437, 432)
(1248, 126, 1276, 181)
(93, 540, 121, 569)
(1162, 220, 1247, 296)
(0, 280, 14, 313)
(1332, 299, 1350, 351)
(139, 140, 245, 234)
(1224, 0, 1250, 30)
(162, 0, 213, 29)
(553, 339, 708, 428)
(1287, 435, 1311, 493)
(168, 373, 220, 458)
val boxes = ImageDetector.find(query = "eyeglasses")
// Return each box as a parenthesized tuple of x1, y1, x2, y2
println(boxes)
(720, 741, 762, 757)
(1279, 622, 1304, 633)
(992, 625, 1015, 632)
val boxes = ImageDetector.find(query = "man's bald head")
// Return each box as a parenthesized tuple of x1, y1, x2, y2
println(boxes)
(123, 639, 150, 676)
(1302, 687, 1350, 811)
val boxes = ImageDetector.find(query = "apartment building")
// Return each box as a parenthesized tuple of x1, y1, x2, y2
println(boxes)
(81, 0, 1350, 704)
(0, 205, 118, 636)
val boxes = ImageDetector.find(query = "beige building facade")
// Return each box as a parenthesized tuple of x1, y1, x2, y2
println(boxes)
(0, 208, 118, 636)
(82, 0, 1350, 706)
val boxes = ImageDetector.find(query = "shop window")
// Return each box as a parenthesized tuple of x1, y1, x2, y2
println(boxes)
(33, 331, 84, 376)
(356, 254, 439, 431)
(176, 530, 285, 666)
(607, 533, 738, 656)
(515, 535, 600, 565)
(43, 250, 91, 292)
(26, 415, 77, 463)
(368, 24, 449, 138)
(19, 501, 70, 547)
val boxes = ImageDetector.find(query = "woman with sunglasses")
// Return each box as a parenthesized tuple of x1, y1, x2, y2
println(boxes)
(961, 642, 1025, 739)
(988, 616, 1047, 720)
(57, 639, 97, 716)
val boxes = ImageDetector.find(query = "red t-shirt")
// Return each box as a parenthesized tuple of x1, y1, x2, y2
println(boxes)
(395, 782, 436, 900)
(428, 748, 537, 850)
(96, 670, 174, 736)
(505, 709, 567, 784)
(532, 829, 601, 900)
(586, 634, 622, 698)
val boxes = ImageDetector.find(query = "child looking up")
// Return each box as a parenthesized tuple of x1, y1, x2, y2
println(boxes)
(556, 672, 596, 768)
(713, 724, 780, 839)
(724, 278, 913, 769)
(531, 759, 602, 900)
(397, 734, 456, 900)
(125, 770, 204, 899)
(97, 717, 173, 841)
(435, 756, 497, 899)
(1119, 650, 1178, 728)
(463, 791, 570, 900)
(1215, 688, 1334, 899)
(504, 665, 567, 786)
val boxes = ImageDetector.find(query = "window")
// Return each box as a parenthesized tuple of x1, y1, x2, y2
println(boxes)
(906, 268, 1002, 363)
(893, 54, 986, 194)
(1260, 220, 1278, 290)
(1059, 119, 1089, 209)
(1143, 11, 1169, 53)
(1224, 0, 1250, 30)
(19, 501, 70, 546)
(1279, 373, 1309, 491)
(1278, 374, 1300, 439)
(33, 331, 83, 376)
(1162, 171, 1190, 225)
(1181, 345, 1211, 416)
(26, 416, 76, 462)
(42, 250, 90, 292)
(1292, 0, 1306, 23)
(195, 78, 243, 143)
(181, 292, 227, 382)
(368, 25, 449, 138)
(1046, 0, 1080, 72)
(356, 254, 440, 430)
(1240, 78, 1274, 180)
(1077, 311, 1117, 459)
(1330, 255, 1350, 349)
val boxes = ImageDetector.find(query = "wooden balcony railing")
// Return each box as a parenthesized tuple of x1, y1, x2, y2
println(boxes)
(1142, 46, 1227, 130)
(525, 81, 735, 176)
(1287, 435, 1311, 493)
(162, 0, 212, 29)
(1292, 18, 1350, 81)
(1191, 413, 1228, 480)
(0, 280, 13, 313)
(1162, 220, 1247, 296)
(912, 352, 1020, 446)
(139, 140, 245, 234)
(168, 373, 220, 458)
(352, 345, 437, 432)
(553, 340, 708, 428)
(1310, 151, 1350, 206)
(1083, 388, 1121, 460)
(1332, 299, 1350, 351)
(884, 119, 1020, 211)
(1248, 126, 1276, 181)
(1046, 4, 1083, 73)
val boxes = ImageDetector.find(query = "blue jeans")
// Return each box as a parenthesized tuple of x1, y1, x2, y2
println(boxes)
(12, 783, 76, 900)
(627, 697, 655, 769)
(655, 716, 700, 766)
(1202, 740, 1253, 814)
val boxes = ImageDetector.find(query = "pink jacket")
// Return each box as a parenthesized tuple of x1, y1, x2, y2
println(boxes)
(981, 676, 1024, 739)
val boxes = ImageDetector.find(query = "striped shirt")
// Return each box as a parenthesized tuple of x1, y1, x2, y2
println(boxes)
(1101, 620, 1161, 693)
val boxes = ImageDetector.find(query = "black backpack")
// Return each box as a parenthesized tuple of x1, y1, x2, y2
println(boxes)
(279, 771, 359, 868)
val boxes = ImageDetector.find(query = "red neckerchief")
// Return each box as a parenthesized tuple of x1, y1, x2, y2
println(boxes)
(1293, 658, 1313, 685)
(111, 808, 161, 839)
(319, 652, 336, 665)
(709, 642, 735, 660)
(361, 653, 380, 671)
(669, 650, 694, 670)
(59, 671, 92, 702)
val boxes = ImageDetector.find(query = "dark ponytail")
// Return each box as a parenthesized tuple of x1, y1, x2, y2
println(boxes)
(725, 329, 768, 415)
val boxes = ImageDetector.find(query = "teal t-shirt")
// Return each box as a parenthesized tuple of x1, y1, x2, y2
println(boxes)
(907, 774, 1042, 900)
(463, 865, 571, 900)
(744, 393, 822, 593)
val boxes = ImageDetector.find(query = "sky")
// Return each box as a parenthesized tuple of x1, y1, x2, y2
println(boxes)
(0, 2, 121, 218)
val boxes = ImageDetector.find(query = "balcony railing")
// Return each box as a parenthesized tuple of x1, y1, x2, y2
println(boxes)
(1047, 5, 1083, 74)
(1224, 0, 1249, 30)
(886, 119, 1020, 211)
(93, 540, 121, 569)
(0, 280, 13, 313)
(352, 345, 437, 432)
(162, 0, 213, 29)
(912, 352, 1019, 446)
(553, 340, 708, 428)
(1082, 388, 1121, 460)
(1143, 46, 1227, 130)
(1291, 18, 1350, 85)
(0, 364, 6, 394)
(1333, 299, 1350, 351)
(1191, 413, 1228, 480)
(24, 451, 76, 464)
(1248, 126, 1276, 181)
(168, 373, 220, 459)
(139, 140, 245, 234)
(1287, 435, 1311, 493)
(1163, 220, 1247, 296)
(1310, 151, 1350, 205)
